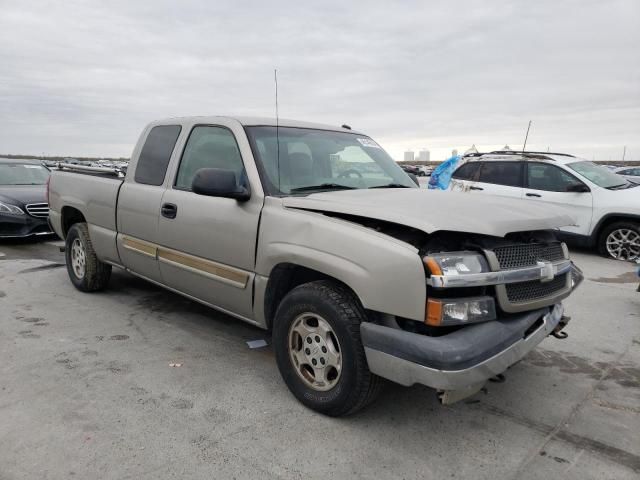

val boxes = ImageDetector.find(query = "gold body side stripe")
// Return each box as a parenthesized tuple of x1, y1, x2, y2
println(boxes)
(122, 236, 157, 258)
(121, 235, 249, 289)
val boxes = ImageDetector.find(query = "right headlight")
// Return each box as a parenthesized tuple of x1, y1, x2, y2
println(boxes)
(423, 251, 489, 276)
(0, 201, 25, 215)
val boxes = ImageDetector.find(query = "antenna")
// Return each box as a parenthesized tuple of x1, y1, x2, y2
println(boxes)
(522, 120, 532, 152)
(274, 69, 281, 191)
(623, 145, 626, 161)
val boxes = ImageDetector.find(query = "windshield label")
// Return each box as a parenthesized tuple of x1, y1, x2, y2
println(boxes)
(357, 138, 381, 149)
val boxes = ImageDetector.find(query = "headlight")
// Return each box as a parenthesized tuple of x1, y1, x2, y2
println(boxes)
(0, 201, 25, 215)
(424, 251, 489, 276)
(426, 296, 496, 326)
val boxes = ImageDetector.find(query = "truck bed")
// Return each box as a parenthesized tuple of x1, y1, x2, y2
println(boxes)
(48, 167, 124, 235)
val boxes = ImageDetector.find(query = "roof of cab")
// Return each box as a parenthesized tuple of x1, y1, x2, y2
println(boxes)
(150, 116, 364, 135)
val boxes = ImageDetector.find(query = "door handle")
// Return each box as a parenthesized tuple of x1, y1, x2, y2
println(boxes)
(469, 186, 484, 191)
(161, 203, 177, 219)
(526, 193, 542, 198)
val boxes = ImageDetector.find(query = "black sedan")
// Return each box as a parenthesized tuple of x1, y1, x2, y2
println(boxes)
(0, 158, 54, 238)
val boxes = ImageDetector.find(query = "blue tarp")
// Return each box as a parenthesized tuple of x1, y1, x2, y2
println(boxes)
(428, 155, 462, 190)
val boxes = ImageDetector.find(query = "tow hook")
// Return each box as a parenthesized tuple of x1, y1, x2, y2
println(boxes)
(551, 315, 571, 339)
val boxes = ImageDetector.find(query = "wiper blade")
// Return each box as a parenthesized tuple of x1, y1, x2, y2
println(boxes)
(290, 183, 356, 193)
(607, 183, 629, 190)
(369, 183, 411, 189)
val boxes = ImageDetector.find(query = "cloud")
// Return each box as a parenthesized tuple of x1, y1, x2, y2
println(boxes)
(0, 0, 638, 160)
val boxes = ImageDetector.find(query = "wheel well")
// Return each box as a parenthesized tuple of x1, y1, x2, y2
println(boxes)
(61, 207, 86, 237)
(593, 215, 640, 242)
(263, 263, 354, 330)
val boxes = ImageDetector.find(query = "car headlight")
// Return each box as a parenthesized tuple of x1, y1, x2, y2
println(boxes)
(423, 251, 489, 276)
(0, 201, 25, 215)
(426, 296, 496, 326)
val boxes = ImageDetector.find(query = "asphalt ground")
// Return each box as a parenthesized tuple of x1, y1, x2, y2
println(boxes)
(0, 237, 638, 479)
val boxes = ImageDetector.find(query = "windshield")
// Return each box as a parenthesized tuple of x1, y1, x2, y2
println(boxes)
(567, 161, 629, 189)
(245, 126, 416, 195)
(0, 163, 50, 185)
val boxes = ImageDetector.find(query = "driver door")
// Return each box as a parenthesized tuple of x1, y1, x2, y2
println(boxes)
(156, 125, 262, 318)
(524, 162, 593, 236)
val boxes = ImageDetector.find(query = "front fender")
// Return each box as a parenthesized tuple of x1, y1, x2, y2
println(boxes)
(256, 199, 427, 321)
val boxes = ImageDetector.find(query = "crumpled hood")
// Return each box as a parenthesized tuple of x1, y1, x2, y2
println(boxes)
(0, 185, 47, 207)
(282, 189, 575, 238)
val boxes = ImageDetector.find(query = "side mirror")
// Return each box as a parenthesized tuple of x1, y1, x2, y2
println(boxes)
(408, 172, 420, 186)
(192, 168, 250, 201)
(566, 183, 590, 193)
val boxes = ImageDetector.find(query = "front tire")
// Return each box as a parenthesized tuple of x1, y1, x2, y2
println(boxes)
(598, 221, 640, 261)
(273, 280, 382, 416)
(65, 223, 112, 292)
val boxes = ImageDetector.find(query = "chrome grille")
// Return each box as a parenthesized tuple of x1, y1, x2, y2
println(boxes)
(25, 203, 49, 218)
(505, 274, 569, 303)
(493, 242, 565, 270)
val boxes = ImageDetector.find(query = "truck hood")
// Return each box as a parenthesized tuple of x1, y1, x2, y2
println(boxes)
(282, 189, 575, 238)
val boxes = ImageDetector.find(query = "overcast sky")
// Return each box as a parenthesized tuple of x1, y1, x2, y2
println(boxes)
(1, 0, 638, 160)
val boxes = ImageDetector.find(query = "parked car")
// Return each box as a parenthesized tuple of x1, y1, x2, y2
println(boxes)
(0, 158, 54, 238)
(449, 151, 640, 260)
(418, 165, 433, 176)
(400, 164, 422, 176)
(615, 166, 640, 184)
(49, 117, 581, 415)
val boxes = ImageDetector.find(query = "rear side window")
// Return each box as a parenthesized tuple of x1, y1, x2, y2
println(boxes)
(134, 125, 182, 185)
(478, 161, 523, 187)
(452, 162, 480, 180)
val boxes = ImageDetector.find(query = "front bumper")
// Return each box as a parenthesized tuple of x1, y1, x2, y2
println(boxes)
(0, 213, 53, 238)
(361, 303, 564, 392)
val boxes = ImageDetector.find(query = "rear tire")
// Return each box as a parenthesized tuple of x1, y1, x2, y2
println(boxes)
(598, 221, 640, 261)
(65, 223, 111, 292)
(273, 280, 382, 416)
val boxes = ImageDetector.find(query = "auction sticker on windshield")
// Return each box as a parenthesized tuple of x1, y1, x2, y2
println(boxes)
(357, 138, 381, 148)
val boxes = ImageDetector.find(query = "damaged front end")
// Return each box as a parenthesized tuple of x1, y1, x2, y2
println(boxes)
(360, 230, 584, 405)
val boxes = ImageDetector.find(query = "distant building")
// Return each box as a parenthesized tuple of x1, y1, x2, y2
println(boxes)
(404, 150, 415, 162)
(418, 149, 430, 162)
(451, 149, 458, 157)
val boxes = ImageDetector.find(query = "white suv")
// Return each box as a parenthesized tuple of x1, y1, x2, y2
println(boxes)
(449, 151, 640, 260)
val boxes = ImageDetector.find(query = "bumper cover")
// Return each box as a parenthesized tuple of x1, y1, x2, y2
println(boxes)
(361, 303, 563, 391)
(0, 213, 53, 238)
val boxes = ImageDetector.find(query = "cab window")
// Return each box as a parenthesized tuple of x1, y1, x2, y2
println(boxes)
(175, 126, 246, 191)
(478, 161, 523, 187)
(526, 163, 584, 192)
(135, 125, 182, 186)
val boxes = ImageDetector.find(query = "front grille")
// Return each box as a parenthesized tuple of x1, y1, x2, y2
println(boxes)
(493, 242, 565, 270)
(505, 274, 569, 303)
(25, 203, 49, 218)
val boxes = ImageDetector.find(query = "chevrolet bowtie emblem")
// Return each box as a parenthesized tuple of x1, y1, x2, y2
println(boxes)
(537, 261, 554, 283)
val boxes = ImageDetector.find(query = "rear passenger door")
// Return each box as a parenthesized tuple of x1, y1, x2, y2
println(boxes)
(473, 161, 524, 198)
(116, 125, 182, 282)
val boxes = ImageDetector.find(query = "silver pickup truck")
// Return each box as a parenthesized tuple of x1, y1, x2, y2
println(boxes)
(49, 116, 582, 416)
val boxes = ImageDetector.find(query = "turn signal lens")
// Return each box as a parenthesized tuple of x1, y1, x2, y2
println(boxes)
(423, 257, 443, 276)
(425, 297, 496, 326)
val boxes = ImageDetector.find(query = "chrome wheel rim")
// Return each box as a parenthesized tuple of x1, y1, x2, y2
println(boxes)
(606, 228, 640, 260)
(288, 313, 342, 391)
(70, 238, 86, 279)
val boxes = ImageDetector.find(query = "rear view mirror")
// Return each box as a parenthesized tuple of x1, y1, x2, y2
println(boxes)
(566, 183, 590, 193)
(192, 168, 250, 201)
